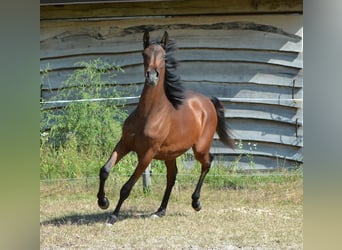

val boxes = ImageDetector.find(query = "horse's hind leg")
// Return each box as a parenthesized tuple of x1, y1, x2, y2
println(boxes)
(97, 139, 128, 210)
(191, 152, 214, 211)
(153, 159, 178, 218)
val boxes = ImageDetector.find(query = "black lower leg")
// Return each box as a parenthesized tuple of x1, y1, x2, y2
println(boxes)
(191, 154, 213, 211)
(154, 186, 173, 217)
(191, 178, 205, 211)
(107, 177, 135, 224)
(154, 160, 178, 217)
(97, 166, 110, 209)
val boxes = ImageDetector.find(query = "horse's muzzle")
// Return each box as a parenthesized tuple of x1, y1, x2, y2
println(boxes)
(145, 69, 159, 86)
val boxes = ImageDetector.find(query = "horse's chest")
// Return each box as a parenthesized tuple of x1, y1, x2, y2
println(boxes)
(126, 118, 169, 144)
(142, 120, 169, 141)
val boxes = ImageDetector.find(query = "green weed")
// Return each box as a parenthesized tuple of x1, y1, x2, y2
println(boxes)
(40, 59, 132, 179)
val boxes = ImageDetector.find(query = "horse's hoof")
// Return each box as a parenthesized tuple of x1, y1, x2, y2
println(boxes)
(107, 215, 118, 225)
(98, 197, 110, 210)
(152, 209, 166, 218)
(151, 214, 160, 219)
(192, 200, 202, 211)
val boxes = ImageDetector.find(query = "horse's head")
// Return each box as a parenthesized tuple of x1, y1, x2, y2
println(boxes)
(142, 31, 169, 86)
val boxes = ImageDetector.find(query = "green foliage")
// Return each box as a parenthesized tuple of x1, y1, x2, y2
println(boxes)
(40, 59, 132, 179)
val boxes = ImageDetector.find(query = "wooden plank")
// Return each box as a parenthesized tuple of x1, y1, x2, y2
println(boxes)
(40, 67, 143, 89)
(219, 133, 303, 148)
(41, 15, 302, 40)
(179, 61, 301, 82)
(223, 103, 302, 125)
(142, 164, 151, 192)
(228, 117, 303, 138)
(41, 80, 302, 101)
(40, 29, 302, 58)
(219, 118, 303, 146)
(211, 155, 302, 170)
(41, 16, 303, 57)
(40, 0, 303, 20)
(41, 0, 163, 4)
(40, 14, 303, 41)
(211, 140, 302, 161)
(185, 82, 302, 100)
(40, 49, 302, 71)
(40, 53, 142, 71)
(219, 98, 302, 108)
(41, 61, 302, 88)
(179, 49, 302, 69)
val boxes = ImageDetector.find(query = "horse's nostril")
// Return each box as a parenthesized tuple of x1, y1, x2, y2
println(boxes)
(155, 70, 159, 77)
(146, 71, 150, 78)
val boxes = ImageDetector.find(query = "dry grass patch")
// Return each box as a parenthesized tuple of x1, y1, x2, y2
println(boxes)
(40, 174, 302, 249)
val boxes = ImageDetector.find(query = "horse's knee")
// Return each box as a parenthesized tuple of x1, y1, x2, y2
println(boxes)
(99, 166, 109, 180)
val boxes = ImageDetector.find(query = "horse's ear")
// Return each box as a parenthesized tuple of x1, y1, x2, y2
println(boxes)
(160, 31, 169, 46)
(143, 31, 150, 49)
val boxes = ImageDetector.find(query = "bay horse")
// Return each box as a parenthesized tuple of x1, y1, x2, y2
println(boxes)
(97, 31, 234, 224)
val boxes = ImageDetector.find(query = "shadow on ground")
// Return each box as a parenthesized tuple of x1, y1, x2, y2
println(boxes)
(40, 212, 108, 226)
(40, 209, 188, 226)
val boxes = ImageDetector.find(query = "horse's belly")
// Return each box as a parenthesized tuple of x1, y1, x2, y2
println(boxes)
(153, 113, 201, 160)
(153, 147, 189, 161)
(153, 139, 194, 160)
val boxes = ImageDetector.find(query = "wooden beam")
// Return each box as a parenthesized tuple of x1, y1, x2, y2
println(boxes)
(142, 164, 151, 192)
(40, 0, 165, 5)
(40, 0, 303, 20)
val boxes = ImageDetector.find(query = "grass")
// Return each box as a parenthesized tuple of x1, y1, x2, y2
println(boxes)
(40, 172, 303, 249)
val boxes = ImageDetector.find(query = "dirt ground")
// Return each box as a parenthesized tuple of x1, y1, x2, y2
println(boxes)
(40, 176, 303, 249)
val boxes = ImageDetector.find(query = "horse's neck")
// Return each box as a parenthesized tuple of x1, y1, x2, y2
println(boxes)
(137, 81, 170, 117)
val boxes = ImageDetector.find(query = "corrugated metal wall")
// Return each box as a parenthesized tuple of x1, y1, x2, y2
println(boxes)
(40, 3, 303, 170)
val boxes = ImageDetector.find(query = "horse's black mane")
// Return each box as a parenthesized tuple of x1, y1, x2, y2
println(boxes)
(153, 39, 185, 109)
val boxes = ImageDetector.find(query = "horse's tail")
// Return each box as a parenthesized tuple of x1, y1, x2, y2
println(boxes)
(211, 96, 235, 149)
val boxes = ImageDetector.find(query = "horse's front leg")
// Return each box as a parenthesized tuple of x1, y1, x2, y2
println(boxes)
(97, 140, 128, 210)
(107, 154, 153, 224)
(108, 151, 154, 224)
